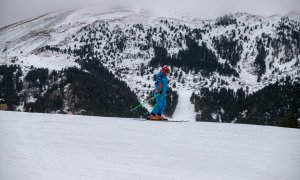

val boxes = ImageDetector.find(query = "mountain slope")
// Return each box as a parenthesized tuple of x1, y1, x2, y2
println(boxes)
(0, 8, 299, 123)
(1, 111, 300, 180)
(1, 9, 299, 91)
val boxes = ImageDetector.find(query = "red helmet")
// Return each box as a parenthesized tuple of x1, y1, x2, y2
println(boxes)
(162, 66, 170, 75)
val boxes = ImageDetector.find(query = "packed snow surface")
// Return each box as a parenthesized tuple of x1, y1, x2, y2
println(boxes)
(0, 111, 300, 180)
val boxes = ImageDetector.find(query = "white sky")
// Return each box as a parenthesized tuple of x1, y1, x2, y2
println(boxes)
(0, 0, 299, 28)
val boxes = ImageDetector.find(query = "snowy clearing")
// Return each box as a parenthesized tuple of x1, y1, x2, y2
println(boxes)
(0, 111, 299, 180)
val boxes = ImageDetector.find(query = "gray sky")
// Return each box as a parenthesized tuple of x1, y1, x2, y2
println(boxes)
(0, 0, 299, 28)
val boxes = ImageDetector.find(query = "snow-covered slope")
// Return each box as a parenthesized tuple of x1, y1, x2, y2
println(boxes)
(0, 111, 299, 180)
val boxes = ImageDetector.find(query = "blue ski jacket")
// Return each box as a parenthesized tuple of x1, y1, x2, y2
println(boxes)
(154, 71, 168, 95)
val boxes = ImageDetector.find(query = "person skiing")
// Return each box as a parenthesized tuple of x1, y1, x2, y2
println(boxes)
(148, 66, 170, 120)
(66, 109, 72, 115)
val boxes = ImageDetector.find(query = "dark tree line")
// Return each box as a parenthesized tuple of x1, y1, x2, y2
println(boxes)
(23, 65, 146, 117)
(240, 78, 299, 126)
(191, 87, 244, 123)
(1, 61, 146, 117)
(0, 65, 22, 110)
(61, 67, 145, 117)
(191, 77, 300, 128)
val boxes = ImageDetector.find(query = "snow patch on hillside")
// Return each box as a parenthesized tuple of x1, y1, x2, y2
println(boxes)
(172, 89, 196, 122)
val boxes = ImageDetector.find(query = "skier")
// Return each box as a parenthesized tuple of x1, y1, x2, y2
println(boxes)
(66, 109, 72, 115)
(148, 66, 170, 120)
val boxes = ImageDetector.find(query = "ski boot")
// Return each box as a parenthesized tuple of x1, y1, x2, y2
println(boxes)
(157, 115, 168, 121)
(147, 113, 162, 121)
(148, 114, 159, 120)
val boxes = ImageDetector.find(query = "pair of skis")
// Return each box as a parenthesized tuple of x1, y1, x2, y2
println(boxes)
(130, 95, 188, 122)
(132, 117, 188, 122)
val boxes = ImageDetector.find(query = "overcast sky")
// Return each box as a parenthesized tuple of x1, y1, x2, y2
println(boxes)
(0, 0, 299, 28)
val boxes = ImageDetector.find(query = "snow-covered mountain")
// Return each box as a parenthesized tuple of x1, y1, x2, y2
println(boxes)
(1, 111, 300, 180)
(0, 8, 299, 124)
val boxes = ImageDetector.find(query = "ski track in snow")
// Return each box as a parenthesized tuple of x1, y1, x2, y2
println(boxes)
(172, 89, 196, 122)
(1, 111, 300, 180)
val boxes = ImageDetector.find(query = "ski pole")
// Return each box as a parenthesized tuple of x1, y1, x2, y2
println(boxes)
(130, 94, 160, 112)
